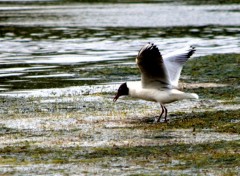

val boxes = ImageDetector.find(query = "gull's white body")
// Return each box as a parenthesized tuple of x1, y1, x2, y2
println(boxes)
(127, 81, 198, 104)
(114, 43, 198, 122)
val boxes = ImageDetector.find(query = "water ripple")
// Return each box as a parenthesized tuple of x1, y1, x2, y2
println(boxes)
(0, 3, 239, 93)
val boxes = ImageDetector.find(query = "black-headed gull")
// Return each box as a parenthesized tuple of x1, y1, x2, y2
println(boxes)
(113, 43, 198, 122)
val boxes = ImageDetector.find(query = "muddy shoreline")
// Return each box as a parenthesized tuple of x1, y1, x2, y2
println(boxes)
(0, 53, 239, 175)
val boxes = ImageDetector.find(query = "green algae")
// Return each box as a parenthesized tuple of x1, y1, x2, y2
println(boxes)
(86, 140, 240, 170)
(167, 110, 240, 134)
(0, 140, 239, 171)
(0, 53, 239, 175)
(182, 53, 240, 100)
(135, 109, 240, 135)
(0, 144, 87, 165)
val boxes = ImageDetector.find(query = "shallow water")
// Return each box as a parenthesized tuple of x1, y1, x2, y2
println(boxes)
(0, 1, 240, 94)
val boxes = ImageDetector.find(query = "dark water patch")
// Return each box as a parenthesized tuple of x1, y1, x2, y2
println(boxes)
(1, 26, 240, 39)
(0, 0, 173, 5)
(0, 59, 133, 92)
(0, 25, 239, 93)
(0, 0, 59, 5)
(184, 0, 240, 5)
(0, 0, 239, 5)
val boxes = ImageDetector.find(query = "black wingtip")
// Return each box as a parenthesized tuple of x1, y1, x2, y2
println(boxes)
(187, 45, 196, 58)
(138, 43, 161, 58)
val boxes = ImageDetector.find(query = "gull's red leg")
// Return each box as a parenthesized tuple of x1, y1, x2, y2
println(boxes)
(157, 104, 165, 122)
(163, 106, 168, 123)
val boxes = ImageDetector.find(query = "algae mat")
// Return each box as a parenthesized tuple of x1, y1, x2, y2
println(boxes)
(0, 54, 239, 175)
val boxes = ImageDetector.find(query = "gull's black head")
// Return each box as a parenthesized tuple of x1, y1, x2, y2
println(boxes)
(113, 82, 129, 102)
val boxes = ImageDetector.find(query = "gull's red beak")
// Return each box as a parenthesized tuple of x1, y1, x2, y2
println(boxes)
(113, 93, 119, 102)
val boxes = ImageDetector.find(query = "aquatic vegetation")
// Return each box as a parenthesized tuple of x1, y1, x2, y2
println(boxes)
(178, 54, 239, 103)
(0, 51, 239, 175)
(140, 110, 240, 134)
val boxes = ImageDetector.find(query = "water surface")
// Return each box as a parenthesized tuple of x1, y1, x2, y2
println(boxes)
(0, 1, 239, 94)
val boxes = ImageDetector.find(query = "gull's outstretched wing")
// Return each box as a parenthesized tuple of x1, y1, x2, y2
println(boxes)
(163, 46, 196, 88)
(136, 43, 170, 89)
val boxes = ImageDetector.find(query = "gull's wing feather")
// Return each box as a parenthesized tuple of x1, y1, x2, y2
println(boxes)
(136, 43, 170, 89)
(163, 46, 195, 88)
